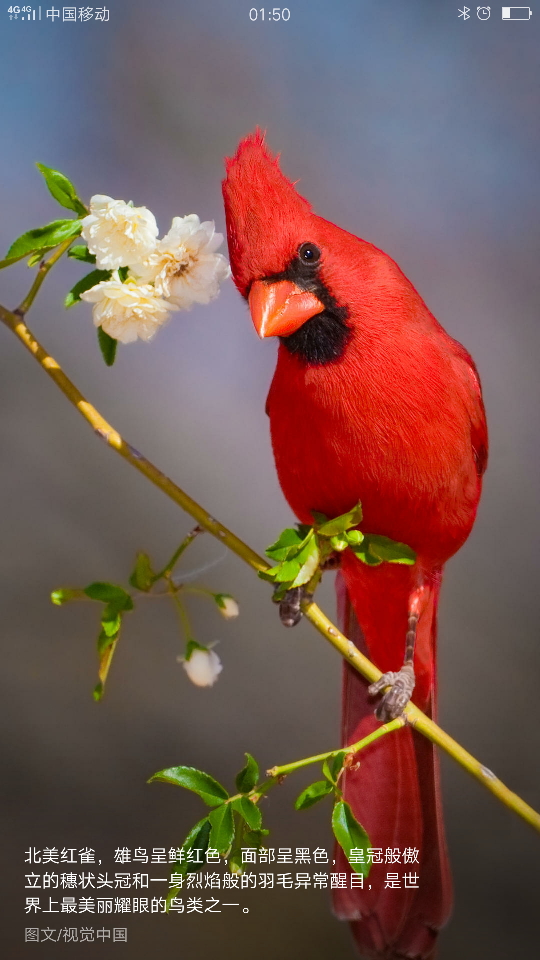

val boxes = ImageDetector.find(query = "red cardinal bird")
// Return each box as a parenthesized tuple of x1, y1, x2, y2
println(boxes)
(222, 131, 487, 959)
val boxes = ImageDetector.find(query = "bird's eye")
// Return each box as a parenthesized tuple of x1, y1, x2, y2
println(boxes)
(298, 242, 321, 264)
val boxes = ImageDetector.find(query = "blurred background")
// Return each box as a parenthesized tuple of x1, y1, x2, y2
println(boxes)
(1, 1, 539, 956)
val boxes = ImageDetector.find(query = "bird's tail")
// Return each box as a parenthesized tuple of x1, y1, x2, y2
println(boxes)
(332, 569, 452, 960)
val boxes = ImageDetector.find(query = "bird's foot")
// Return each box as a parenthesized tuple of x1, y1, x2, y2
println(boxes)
(273, 585, 312, 627)
(368, 663, 415, 722)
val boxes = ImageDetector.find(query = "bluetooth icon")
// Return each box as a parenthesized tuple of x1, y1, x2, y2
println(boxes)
(458, 6, 471, 17)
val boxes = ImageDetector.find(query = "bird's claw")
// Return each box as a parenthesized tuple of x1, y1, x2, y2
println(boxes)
(368, 663, 415, 722)
(274, 585, 312, 627)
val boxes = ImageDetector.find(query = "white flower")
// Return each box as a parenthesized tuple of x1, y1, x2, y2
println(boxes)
(82, 195, 158, 269)
(80, 273, 177, 344)
(180, 647, 223, 688)
(216, 594, 239, 620)
(133, 214, 230, 309)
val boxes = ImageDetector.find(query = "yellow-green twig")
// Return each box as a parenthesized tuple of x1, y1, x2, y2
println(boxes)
(1, 296, 539, 836)
(16, 237, 75, 315)
(153, 526, 204, 582)
(169, 590, 194, 644)
(267, 717, 406, 779)
(213, 719, 406, 809)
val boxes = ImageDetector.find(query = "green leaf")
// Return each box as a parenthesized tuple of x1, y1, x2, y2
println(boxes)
(294, 531, 317, 564)
(350, 543, 383, 566)
(148, 766, 229, 806)
(317, 501, 363, 537)
(6, 219, 82, 260)
(232, 797, 262, 831)
(95, 627, 119, 699)
(97, 626, 117, 655)
(65, 268, 111, 308)
(322, 753, 346, 792)
(89, 584, 133, 697)
(36, 163, 87, 216)
(322, 759, 335, 783)
(332, 800, 371, 877)
(329, 751, 347, 780)
(171, 817, 210, 870)
(243, 828, 269, 848)
(184, 817, 212, 873)
(290, 535, 320, 588)
(27, 252, 45, 267)
(291, 554, 319, 588)
(100, 604, 122, 638)
(274, 559, 301, 582)
(165, 886, 182, 911)
(97, 327, 118, 367)
(118, 266, 129, 282)
(295, 780, 333, 810)
(182, 818, 211, 867)
(84, 582, 132, 606)
(235, 752, 259, 793)
(265, 526, 310, 562)
(129, 553, 155, 591)
(208, 803, 235, 854)
(166, 817, 212, 896)
(262, 528, 320, 591)
(363, 534, 416, 565)
(68, 244, 96, 263)
(93, 595, 126, 681)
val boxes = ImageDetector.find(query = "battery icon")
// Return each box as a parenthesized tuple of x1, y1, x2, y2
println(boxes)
(502, 6, 533, 17)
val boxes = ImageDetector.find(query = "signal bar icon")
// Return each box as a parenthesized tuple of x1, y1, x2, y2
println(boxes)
(502, 6, 532, 17)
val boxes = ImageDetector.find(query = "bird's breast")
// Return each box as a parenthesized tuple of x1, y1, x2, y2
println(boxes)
(267, 346, 481, 565)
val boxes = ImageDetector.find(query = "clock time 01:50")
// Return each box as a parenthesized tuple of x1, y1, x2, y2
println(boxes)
(249, 8, 291, 20)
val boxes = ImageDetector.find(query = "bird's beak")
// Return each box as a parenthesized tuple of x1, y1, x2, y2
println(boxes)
(248, 280, 325, 339)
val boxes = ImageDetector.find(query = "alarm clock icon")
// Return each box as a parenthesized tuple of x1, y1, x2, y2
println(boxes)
(477, 5, 491, 17)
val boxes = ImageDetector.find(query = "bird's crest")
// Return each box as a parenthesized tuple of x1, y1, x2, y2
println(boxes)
(222, 129, 313, 297)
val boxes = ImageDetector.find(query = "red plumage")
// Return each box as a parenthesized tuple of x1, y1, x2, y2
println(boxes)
(223, 131, 487, 958)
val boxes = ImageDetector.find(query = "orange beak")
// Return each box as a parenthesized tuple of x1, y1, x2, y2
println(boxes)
(248, 280, 325, 339)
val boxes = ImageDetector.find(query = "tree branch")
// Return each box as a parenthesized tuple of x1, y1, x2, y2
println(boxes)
(1, 301, 539, 835)
(266, 717, 406, 779)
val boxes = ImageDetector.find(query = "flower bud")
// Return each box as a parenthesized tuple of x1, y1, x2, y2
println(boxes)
(215, 594, 239, 619)
(345, 529, 364, 545)
(181, 648, 223, 688)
